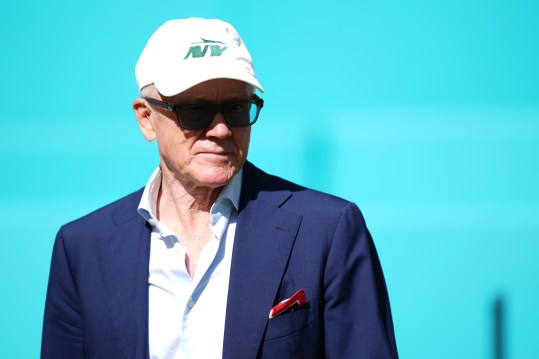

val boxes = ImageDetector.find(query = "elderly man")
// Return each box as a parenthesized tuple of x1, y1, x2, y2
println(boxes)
(42, 18, 398, 359)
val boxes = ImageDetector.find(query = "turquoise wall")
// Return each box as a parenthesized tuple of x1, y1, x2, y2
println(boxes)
(1, 0, 538, 357)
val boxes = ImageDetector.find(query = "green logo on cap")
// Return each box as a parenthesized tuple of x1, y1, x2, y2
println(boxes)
(184, 38, 228, 60)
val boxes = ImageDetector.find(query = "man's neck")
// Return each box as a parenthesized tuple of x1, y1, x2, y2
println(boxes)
(156, 170, 225, 277)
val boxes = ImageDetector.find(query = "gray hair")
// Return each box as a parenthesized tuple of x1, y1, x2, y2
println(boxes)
(139, 84, 157, 98)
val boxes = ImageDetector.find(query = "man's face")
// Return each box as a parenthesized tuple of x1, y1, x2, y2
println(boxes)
(136, 79, 253, 191)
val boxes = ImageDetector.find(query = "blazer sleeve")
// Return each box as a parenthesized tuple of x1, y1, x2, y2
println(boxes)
(323, 202, 399, 358)
(42, 227, 85, 358)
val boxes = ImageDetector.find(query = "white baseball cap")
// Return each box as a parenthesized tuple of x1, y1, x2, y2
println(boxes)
(135, 18, 264, 96)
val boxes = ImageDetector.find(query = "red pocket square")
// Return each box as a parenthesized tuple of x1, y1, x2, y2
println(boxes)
(269, 289, 306, 318)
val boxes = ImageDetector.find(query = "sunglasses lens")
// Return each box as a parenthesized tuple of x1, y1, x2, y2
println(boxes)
(224, 102, 254, 126)
(179, 105, 214, 130)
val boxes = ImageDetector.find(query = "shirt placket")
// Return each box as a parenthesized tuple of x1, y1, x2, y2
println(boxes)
(179, 198, 233, 354)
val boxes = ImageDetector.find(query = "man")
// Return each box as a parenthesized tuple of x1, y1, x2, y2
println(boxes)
(42, 18, 399, 358)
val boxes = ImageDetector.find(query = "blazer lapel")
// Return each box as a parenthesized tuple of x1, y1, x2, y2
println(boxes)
(97, 193, 151, 359)
(223, 165, 302, 359)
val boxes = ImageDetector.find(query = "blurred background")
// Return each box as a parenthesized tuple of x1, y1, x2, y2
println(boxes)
(1, 0, 538, 357)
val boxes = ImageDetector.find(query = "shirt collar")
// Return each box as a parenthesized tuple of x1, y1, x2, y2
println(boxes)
(137, 166, 243, 226)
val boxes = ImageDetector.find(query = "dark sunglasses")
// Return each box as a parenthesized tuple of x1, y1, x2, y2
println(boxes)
(143, 95, 264, 131)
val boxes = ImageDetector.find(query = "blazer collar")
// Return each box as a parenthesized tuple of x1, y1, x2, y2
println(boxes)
(223, 162, 303, 359)
(98, 189, 151, 359)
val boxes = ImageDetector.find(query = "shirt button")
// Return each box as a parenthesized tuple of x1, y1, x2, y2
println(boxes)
(187, 298, 195, 308)
(147, 218, 156, 226)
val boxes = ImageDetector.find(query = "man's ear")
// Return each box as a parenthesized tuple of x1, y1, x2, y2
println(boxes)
(133, 98, 156, 141)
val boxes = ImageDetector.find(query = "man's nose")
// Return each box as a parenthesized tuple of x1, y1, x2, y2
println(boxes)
(205, 111, 232, 137)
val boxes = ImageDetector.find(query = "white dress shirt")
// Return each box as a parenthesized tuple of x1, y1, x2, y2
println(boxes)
(137, 167, 242, 359)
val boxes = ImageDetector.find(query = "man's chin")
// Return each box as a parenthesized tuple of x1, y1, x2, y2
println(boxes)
(194, 166, 238, 188)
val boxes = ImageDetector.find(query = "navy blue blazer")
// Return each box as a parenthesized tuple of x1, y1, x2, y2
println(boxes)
(42, 162, 398, 358)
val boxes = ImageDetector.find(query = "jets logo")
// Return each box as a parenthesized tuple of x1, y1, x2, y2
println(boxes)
(183, 38, 228, 59)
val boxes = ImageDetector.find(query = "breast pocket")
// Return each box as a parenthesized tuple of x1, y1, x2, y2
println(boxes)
(260, 299, 319, 359)
(264, 299, 315, 340)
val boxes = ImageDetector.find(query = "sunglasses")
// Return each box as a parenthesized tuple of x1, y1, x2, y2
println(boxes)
(143, 95, 264, 130)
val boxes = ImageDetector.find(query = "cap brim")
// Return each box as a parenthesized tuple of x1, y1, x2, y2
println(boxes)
(153, 66, 264, 97)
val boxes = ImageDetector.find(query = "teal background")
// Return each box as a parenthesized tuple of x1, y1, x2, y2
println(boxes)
(1, 0, 538, 357)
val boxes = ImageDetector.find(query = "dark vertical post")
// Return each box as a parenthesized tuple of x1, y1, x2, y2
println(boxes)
(494, 295, 505, 359)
